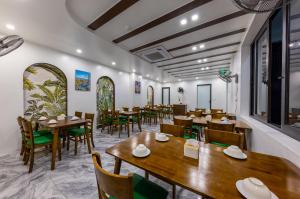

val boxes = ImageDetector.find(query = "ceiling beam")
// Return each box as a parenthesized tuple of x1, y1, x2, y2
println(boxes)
(168, 63, 231, 74)
(156, 51, 236, 67)
(113, 0, 213, 43)
(88, 0, 139, 30)
(171, 65, 229, 75)
(154, 42, 240, 63)
(173, 71, 221, 78)
(130, 11, 247, 53)
(164, 58, 231, 71)
(168, 28, 246, 52)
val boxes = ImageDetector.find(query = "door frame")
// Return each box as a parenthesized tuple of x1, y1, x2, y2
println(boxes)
(197, 84, 212, 109)
(162, 87, 170, 105)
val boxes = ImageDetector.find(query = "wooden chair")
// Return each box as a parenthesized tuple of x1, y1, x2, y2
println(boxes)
(131, 107, 141, 130)
(207, 121, 235, 132)
(22, 118, 58, 173)
(122, 107, 129, 112)
(195, 108, 206, 112)
(204, 128, 244, 149)
(174, 117, 195, 139)
(187, 111, 202, 117)
(213, 113, 227, 119)
(111, 111, 129, 138)
(160, 123, 184, 137)
(92, 152, 168, 199)
(211, 109, 223, 114)
(67, 113, 95, 155)
(75, 111, 82, 118)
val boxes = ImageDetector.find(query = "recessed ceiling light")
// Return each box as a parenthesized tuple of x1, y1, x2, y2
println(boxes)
(138, 75, 142, 79)
(197, 59, 202, 63)
(289, 43, 294, 47)
(195, 77, 199, 79)
(76, 49, 82, 54)
(163, 80, 167, 83)
(112, 61, 116, 66)
(192, 46, 197, 51)
(199, 44, 205, 49)
(6, 24, 15, 30)
(201, 67, 204, 70)
(191, 14, 199, 21)
(180, 19, 187, 25)
(206, 67, 209, 70)
(146, 74, 150, 77)
(156, 78, 159, 81)
(132, 69, 136, 73)
(179, 79, 182, 81)
(203, 58, 208, 62)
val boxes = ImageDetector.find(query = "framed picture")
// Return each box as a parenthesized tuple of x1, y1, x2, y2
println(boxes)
(135, 81, 141, 94)
(75, 70, 91, 91)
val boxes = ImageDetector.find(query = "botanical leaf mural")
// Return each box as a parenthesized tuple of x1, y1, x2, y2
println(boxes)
(23, 63, 67, 120)
(97, 76, 115, 127)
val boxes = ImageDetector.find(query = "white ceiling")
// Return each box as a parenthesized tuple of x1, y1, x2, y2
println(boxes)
(0, 0, 255, 82)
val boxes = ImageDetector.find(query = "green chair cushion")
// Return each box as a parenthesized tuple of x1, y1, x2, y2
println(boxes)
(68, 128, 86, 136)
(119, 116, 128, 120)
(211, 141, 230, 147)
(33, 129, 51, 137)
(183, 132, 197, 139)
(27, 135, 53, 145)
(109, 174, 168, 199)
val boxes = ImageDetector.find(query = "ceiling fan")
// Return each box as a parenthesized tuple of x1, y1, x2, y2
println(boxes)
(231, 0, 291, 13)
(218, 68, 238, 83)
(0, 35, 24, 57)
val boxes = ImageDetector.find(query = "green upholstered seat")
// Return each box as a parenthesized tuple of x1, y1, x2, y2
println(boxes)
(211, 141, 230, 147)
(119, 115, 128, 120)
(33, 129, 51, 137)
(183, 133, 197, 139)
(68, 128, 86, 136)
(109, 174, 168, 199)
(26, 135, 53, 145)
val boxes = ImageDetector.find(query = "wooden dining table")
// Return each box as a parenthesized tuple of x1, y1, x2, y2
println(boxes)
(106, 132, 300, 199)
(36, 117, 91, 170)
(120, 111, 142, 136)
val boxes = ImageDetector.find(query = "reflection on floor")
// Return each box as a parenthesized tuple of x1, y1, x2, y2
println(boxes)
(0, 121, 201, 199)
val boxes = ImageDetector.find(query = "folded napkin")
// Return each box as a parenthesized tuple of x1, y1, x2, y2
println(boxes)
(70, 116, 79, 121)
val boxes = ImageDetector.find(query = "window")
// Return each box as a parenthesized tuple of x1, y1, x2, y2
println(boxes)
(250, 3, 300, 141)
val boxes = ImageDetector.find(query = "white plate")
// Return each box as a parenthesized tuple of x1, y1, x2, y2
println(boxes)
(155, 136, 169, 142)
(236, 180, 278, 199)
(224, 149, 247, 160)
(132, 148, 151, 158)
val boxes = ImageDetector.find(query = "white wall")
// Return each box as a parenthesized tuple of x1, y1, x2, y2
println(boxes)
(0, 41, 161, 156)
(231, 14, 300, 168)
(163, 78, 227, 112)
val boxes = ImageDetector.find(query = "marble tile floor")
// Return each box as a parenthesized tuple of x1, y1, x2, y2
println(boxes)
(0, 122, 202, 199)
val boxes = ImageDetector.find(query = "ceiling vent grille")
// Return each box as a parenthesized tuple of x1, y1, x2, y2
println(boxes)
(136, 46, 172, 62)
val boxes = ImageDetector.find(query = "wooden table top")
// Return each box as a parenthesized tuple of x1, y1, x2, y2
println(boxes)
(106, 132, 300, 198)
(36, 117, 86, 128)
(120, 111, 139, 116)
(174, 116, 252, 130)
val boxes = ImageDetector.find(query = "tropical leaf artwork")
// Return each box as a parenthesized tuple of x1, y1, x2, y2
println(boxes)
(97, 77, 114, 127)
(23, 63, 67, 120)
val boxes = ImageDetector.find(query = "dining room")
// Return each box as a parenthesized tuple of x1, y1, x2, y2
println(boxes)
(0, 0, 300, 199)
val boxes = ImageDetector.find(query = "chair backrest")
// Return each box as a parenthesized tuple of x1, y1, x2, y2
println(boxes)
(174, 117, 193, 128)
(17, 116, 24, 134)
(212, 113, 227, 119)
(204, 128, 244, 149)
(75, 111, 83, 118)
(187, 111, 202, 117)
(132, 107, 140, 112)
(160, 123, 184, 137)
(85, 113, 94, 132)
(123, 107, 129, 112)
(21, 119, 34, 146)
(195, 108, 206, 112)
(211, 109, 223, 114)
(92, 152, 134, 199)
(207, 121, 235, 132)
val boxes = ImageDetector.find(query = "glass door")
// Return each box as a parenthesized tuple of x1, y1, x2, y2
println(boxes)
(162, 87, 170, 105)
(197, 84, 211, 109)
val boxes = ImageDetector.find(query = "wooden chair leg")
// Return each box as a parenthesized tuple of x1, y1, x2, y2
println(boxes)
(74, 136, 78, 155)
(145, 171, 149, 180)
(67, 135, 70, 151)
(172, 185, 176, 199)
(24, 148, 30, 165)
(58, 139, 62, 161)
(90, 132, 95, 148)
(29, 148, 34, 173)
(20, 142, 25, 156)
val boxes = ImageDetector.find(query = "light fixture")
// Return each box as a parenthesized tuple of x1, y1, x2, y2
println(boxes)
(191, 14, 199, 21)
(156, 78, 159, 81)
(76, 49, 82, 54)
(192, 46, 197, 51)
(289, 43, 294, 47)
(179, 79, 182, 81)
(132, 69, 136, 73)
(112, 61, 116, 66)
(146, 74, 150, 77)
(138, 75, 142, 79)
(206, 67, 209, 70)
(195, 77, 199, 80)
(163, 80, 167, 83)
(180, 19, 187, 25)
(203, 58, 208, 62)
(201, 67, 204, 70)
(6, 24, 15, 30)
(197, 59, 202, 63)
(118, 71, 123, 75)
(199, 44, 205, 49)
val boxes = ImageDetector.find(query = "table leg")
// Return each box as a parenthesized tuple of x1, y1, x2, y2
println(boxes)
(51, 128, 59, 170)
(85, 123, 92, 154)
(127, 117, 130, 137)
(138, 115, 142, 132)
(114, 157, 122, 174)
